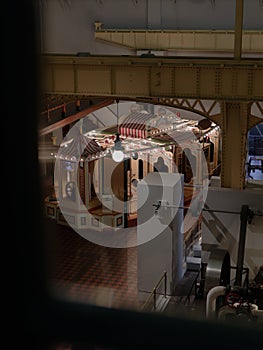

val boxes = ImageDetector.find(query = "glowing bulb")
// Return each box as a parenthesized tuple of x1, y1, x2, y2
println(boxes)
(112, 149, 124, 162)
(111, 132, 124, 162)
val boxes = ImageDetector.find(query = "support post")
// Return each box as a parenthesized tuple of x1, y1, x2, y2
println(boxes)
(220, 102, 249, 189)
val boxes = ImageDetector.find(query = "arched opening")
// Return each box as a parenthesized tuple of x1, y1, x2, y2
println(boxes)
(43, 100, 222, 236)
(245, 122, 263, 186)
(41, 99, 224, 314)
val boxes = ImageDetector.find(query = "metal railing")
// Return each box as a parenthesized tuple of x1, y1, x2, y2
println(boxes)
(142, 271, 167, 312)
(230, 266, 250, 288)
(184, 263, 207, 306)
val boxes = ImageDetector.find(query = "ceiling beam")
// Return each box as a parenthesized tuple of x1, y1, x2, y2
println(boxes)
(43, 56, 263, 101)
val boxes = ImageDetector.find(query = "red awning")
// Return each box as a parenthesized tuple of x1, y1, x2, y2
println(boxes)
(120, 112, 157, 139)
(58, 133, 103, 160)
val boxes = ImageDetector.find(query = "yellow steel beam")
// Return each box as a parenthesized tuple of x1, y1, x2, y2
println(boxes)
(94, 29, 263, 54)
(42, 55, 263, 101)
(41, 55, 263, 190)
(220, 102, 250, 189)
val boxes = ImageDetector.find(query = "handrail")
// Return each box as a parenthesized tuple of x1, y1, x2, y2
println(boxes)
(184, 263, 207, 306)
(184, 269, 201, 306)
(142, 271, 167, 311)
(229, 265, 249, 288)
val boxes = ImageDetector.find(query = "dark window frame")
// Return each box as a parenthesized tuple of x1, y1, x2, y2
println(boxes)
(14, 2, 263, 349)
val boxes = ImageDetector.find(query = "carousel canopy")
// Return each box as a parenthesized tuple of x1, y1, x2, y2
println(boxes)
(100, 112, 158, 138)
(58, 132, 103, 160)
(119, 111, 158, 138)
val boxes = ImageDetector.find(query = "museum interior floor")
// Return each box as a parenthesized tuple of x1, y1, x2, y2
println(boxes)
(42, 165, 263, 325)
(45, 219, 140, 311)
(44, 218, 205, 320)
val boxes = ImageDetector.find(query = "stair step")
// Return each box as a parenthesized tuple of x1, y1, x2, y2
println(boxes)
(153, 295, 171, 312)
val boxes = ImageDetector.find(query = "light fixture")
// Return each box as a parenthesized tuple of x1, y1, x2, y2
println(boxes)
(111, 99, 124, 162)
(111, 132, 124, 162)
(131, 151, 138, 160)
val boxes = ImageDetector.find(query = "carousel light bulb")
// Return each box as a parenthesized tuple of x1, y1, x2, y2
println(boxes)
(111, 133, 124, 162)
(112, 149, 124, 162)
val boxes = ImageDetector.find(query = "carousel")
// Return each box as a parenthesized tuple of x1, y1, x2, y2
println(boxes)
(44, 106, 221, 237)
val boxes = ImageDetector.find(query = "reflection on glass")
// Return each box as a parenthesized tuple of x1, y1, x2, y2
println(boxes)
(39, 94, 262, 332)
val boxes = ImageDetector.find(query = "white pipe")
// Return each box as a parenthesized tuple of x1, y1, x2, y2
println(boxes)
(206, 285, 226, 319)
(251, 303, 258, 311)
(251, 304, 263, 321)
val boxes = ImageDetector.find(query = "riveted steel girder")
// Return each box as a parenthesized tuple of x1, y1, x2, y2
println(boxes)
(94, 29, 263, 54)
(42, 55, 263, 102)
(220, 102, 250, 189)
(41, 55, 263, 189)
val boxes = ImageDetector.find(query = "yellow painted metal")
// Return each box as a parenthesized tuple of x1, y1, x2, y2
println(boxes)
(157, 97, 221, 120)
(220, 102, 250, 189)
(248, 115, 263, 130)
(41, 55, 263, 189)
(94, 29, 263, 53)
(42, 55, 263, 101)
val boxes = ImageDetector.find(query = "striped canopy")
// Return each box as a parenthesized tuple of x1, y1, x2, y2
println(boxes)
(58, 133, 103, 160)
(119, 112, 158, 138)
